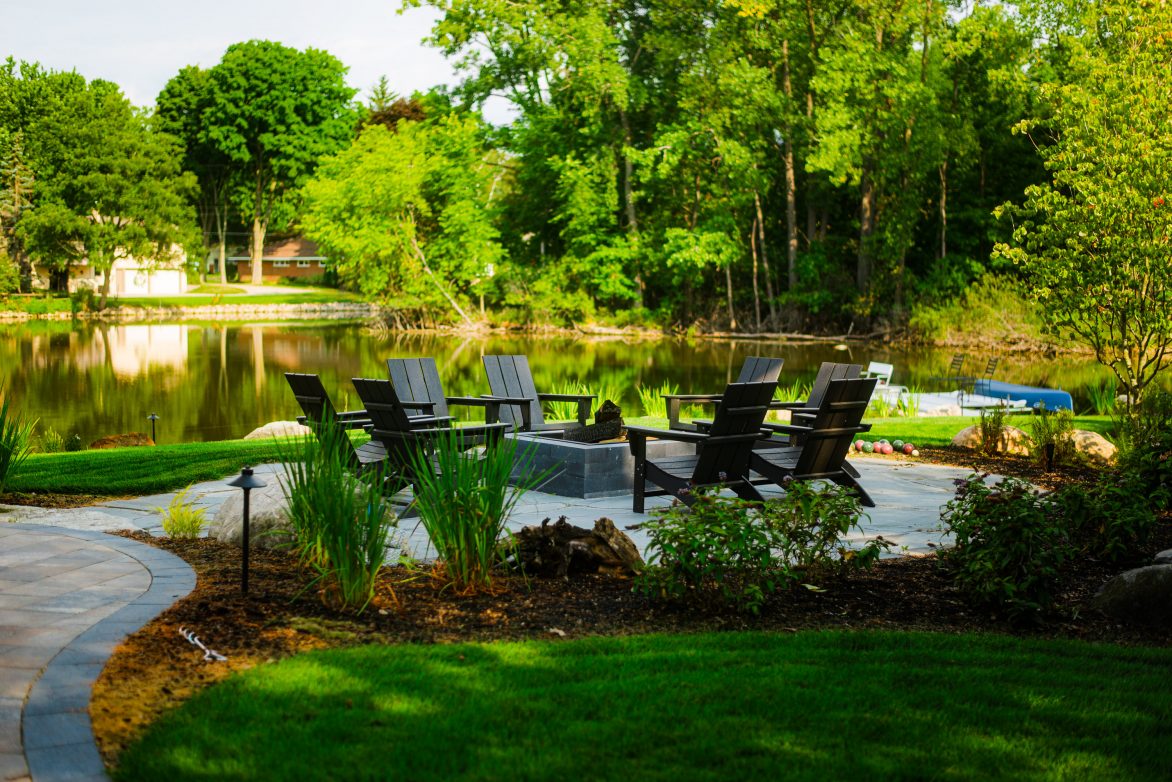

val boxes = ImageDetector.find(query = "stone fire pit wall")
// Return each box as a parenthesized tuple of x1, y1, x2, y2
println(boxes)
(508, 433, 696, 499)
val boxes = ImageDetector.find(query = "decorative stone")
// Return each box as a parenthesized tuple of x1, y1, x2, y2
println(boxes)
(244, 420, 312, 441)
(89, 432, 155, 449)
(1154, 549, 1172, 565)
(210, 481, 295, 550)
(950, 424, 1030, 456)
(1070, 429, 1117, 464)
(1092, 565, 1172, 625)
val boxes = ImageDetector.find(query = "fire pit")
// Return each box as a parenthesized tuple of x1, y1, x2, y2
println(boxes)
(508, 432, 694, 498)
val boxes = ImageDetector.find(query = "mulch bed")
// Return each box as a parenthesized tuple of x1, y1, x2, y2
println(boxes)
(88, 447, 1171, 769)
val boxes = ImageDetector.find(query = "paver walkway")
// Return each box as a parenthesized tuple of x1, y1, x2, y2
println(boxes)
(0, 526, 194, 782)
(0, 455, 974, 780)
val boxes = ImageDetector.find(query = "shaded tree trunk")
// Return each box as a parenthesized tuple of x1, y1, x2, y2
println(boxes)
(754, 192, 777, 325)
(725, 262, 737, 330)
(858, 165, 876, 294)
(750, 216, 762, 331)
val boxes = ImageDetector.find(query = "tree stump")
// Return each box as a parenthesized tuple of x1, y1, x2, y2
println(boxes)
(504, 517, 643, 578)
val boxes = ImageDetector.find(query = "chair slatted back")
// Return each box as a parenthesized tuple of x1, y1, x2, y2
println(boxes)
(387, 357, 449, 418)
(693, 381, 778, 482)
(351, 377, 427, 465)
(791, 378, 877, 479)
(806, 362, 862, 409)
(735, 356, 784, 384)
(483, 355, 543, 429)
(946, 354, 967, 377)
(285, 373, 337, 424)
(981, 357, 999, 381)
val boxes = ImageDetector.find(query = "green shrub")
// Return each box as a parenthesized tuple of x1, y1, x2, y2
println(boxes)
(37, 427, 64, 454)
(1060, 476, 1157, 564)
(64, 433, 85, 452)
(281, 423, 398, 613)
(1027, 405, 1076, 467)
(1116, 390, 1172, 511)
(636, 484, 888, 613)
(158, 485, 207, 539)
(0, 394, 36, 494)
(637, 381, 676, 418)
(407, 429, 536, 593)
(940, 474, 1071, 620)
(976, 405, 1008, 455)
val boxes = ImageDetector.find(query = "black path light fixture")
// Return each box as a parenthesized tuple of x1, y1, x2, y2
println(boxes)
(147, 412, 159, 443)
(227, 465, 268, 594)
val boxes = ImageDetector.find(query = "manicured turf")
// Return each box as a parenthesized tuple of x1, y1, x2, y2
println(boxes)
(865, 415, 1115, 447)
(114, 631, 1172, 781)
(114, 290, 365, 308)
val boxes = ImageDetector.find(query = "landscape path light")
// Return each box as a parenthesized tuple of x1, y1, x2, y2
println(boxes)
(227, 465, 267, 594)
(147, 412, 159, 443)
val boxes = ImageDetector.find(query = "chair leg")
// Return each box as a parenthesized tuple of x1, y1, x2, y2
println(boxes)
(730, 479, 765, 503)
(633, 458, 646, 513)
(834, 474, 876, 507)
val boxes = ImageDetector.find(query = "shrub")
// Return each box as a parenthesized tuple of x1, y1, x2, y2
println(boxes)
(940, 474, 1071, 620)
(0, 394, 36, 495)
(159, 485, 207, 539)
(637, 381, 677, 418)
(281, 423, 398, 613)
(1060, 476, 1157, 564)
(64, 433, 85, 452)
(976, 405, 1008, 455)
(636, 484, 888, 613)
(37, 427, 64, 454)
(407, 429, 536, 593)
(1027, 405, 1076, 468)
(1115, 390, 1172, 511)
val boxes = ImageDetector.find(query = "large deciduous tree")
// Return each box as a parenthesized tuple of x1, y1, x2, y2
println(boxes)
(202, 41, 357, 283)
(995, 0, 1172, 403)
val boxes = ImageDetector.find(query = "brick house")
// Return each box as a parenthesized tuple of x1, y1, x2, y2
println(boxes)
(229, 238, 329, 282)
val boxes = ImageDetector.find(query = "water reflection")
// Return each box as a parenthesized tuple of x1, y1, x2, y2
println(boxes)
(0, 320, 1118, 444)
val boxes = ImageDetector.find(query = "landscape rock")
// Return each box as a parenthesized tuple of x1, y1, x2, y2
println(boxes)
(1070, 429, 1117, 464)
(89, 432, 155, 449)
(210, 480, 295, 550)
(1154, 549, 1172, 565)
(244, 420, 312, 441)
(951, 424, 1030, 456)
(505, 516, 644, 577)
(1092, 565, 1172, 625)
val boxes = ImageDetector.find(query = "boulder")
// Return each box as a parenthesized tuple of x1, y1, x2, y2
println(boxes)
(951, 424, 1030, 456)
(89, 432, 155, 449)
(210, 480, 295, 550)
(1070, 429, 1117, 464)
(1154, 549, 1172, 565)
(505, 516, 644, 577)
(1092, 565, 1172, 625)
(244, 420, 312, 441)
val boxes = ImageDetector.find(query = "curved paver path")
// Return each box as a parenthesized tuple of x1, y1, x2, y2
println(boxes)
(0, 525, 195, 782)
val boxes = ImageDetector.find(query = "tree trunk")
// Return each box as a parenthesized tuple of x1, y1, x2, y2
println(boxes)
(619, 107, 645, 308)
(725, 261, 737, 330)
(217, 197, 229, 285)
(750, 216, 762, 331)
(98, 266, 111, 311)
(858, 164, 876, 294)
(781, 40, 800, 293)
(754, 192, 778, 325)
(938, 161, 948, 260)
(408, 230, 474, 326)
(250, 215, 265, 285)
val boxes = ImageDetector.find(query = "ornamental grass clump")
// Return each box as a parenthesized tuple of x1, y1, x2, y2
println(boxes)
(407, 430, 536, 593)
(1027, 404, 1077, 468)
(636, 484, 888, 614)
(0, 393, 36, 495)
(281, 422, 398, 613)
(159, 485, 207, 539)
(637, 381, 677, 418)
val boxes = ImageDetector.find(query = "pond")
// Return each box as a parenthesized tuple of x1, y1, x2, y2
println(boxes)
(4, 320, 1116, 445)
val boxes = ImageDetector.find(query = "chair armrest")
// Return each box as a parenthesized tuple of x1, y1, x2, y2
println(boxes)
(406, 416, 455, 428)
(446, 395, 494, 407)
(661, 393, 723, 403)
(625, 425, 708, 444)
(761, 422, 814, 437)
(537, 393, 596, 402)
(399, 399, 437, 412)
(771, 402, 814, 412)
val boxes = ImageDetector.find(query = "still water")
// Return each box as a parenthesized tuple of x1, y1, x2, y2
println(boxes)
(6, 320, 1113, 445)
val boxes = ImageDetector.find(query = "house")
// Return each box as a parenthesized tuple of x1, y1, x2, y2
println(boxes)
(31, 251, 188, 296)
(228, 237, 329, 282)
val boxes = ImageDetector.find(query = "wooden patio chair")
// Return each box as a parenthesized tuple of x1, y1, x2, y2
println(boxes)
(482, 355, 595, 436)
(387, 357, 505, 426)
(930, 354, 968, 390)
(283, 372, 386, 474)
(627, 380, 778, 513)
(955, 356, 999, 393)
(664, 356, 784, 431)
(750, 377, 878, 507)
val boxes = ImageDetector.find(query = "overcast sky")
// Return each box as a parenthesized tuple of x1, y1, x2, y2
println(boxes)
(2, 0, 508, 120)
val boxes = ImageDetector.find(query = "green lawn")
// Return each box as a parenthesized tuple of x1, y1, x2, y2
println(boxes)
(114, 631, 1172, 781)
(864, 415, 1116, 447)
(113, 289, 365, 308)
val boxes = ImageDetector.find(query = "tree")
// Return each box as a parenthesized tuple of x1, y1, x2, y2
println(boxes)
(201, 41, 357, 283)
(18, 80, 197, 309)
(301, 115, 503, 324)
(995, 0, 1172, 403)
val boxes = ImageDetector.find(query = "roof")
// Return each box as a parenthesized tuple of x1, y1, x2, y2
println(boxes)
(227, 237, 326, 262)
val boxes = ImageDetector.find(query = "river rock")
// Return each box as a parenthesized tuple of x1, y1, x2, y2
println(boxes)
(1092, 565, 1172, 625)
(244, 420, 312, 441)
(210, 480, 295, 550)
(951, 424, 1030, 456)
(1070, 429, 1117, 464)
(89, 432, 155, 449)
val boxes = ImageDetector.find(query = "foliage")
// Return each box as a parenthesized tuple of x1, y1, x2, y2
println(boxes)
(63, 433, 84, 452)
(1060, 476, 1157, 565)
(36, 426, 62, 454)
(280, 423, 398, 613)
(1115, 390, 1172, 512)
(976, 405, 1009, 455)
(0, 392, 35, 494)
(995, 1, 1172, 402)
(158, 485, 207, 539)
(636, 484, 885, 614)
(940, 475, 1070, 620)
(637, 381, 677, 419)
(1027, 405, 1076, 467)
(406, 429, 533, 593)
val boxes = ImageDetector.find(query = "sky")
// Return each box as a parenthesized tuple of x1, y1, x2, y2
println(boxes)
(2, 0, 509, 120)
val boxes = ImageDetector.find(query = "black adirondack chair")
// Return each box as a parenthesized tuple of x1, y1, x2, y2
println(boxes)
(482, 355, 595, 435)
(931, 354, 969, 390)
(955, 356, 999, 393)
(284, 373, 386, 474)
(750, 377, 878, 507)
(773, 362, 862, 433)
(628, 380, 778, 513)
(388, 357, 504, 425)
(665, 356, 784, 431)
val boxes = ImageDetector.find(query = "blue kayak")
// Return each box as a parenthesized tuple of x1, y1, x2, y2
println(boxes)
(973, 379, 1073, 412)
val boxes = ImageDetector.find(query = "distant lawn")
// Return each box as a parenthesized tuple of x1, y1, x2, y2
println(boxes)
(113, 289, 366, 308)
(114, 631, 1172, 782)
(186, 284, 247, 295)
(865, 415, 1115, 447)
